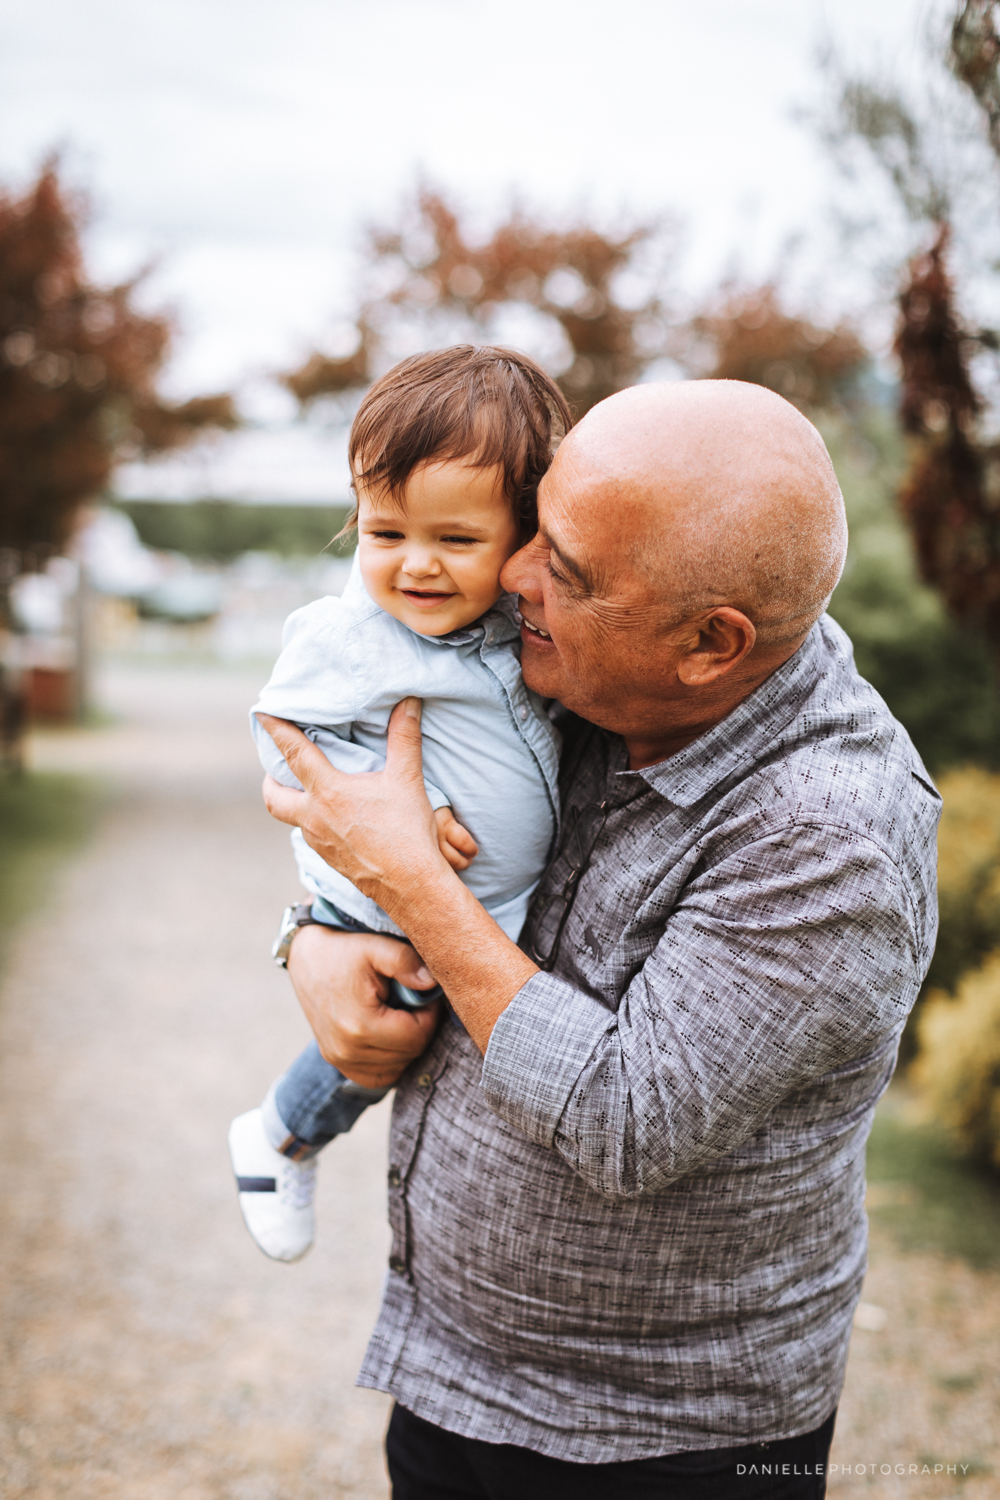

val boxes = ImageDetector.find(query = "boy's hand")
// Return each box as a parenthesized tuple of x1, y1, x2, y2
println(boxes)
(434, 806, 479, 871)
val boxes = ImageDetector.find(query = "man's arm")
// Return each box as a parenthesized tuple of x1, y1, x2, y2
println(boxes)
(258, 708, 923, 1201)
(258, 702, 538, 1056)
(480, 822, 921, 1198)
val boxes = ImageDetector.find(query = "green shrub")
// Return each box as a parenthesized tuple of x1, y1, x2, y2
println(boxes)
(825, 412, 1000, 773)
(915, 952, 1000, 1169)
(111, 498, 353, 561)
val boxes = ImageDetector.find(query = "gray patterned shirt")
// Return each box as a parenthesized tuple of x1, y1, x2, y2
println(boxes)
(357, 616, 940, 1461)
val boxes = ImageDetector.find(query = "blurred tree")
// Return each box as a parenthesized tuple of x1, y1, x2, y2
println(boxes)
(824, 407, 1000, 774)
(0, 162, 238, 568)
(283, 187, 676, 418)
(894, 228, 1000, 651)
(822, 2, 1000, 661)
(0, 160, 238, 758)
(951, 0, 1000, 154)
(684, 283, 866, 409)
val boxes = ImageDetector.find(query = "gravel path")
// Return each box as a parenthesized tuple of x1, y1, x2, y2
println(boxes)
(0, 663, 392, 1500)
(3, 660, 998, 1500)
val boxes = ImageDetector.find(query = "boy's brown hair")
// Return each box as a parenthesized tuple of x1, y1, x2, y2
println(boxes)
(343, 345, 573, 540)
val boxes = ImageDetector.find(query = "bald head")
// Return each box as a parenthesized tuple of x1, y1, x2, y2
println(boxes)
(558, 380, 848, 646)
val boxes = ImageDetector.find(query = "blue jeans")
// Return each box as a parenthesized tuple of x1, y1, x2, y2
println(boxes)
(272, 899, 441, 1158)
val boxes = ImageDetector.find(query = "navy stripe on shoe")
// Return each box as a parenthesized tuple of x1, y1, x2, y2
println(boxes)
(237, 1176, 276, 1192)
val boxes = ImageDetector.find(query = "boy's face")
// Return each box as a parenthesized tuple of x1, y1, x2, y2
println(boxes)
(356, 459, 521, 636)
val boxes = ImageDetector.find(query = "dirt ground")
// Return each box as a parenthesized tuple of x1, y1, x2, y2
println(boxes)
(0, 661, 997, 1499)
(0, 663, 393, 1499)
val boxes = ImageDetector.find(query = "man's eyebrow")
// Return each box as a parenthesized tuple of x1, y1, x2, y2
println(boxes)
(543, 530, 592, 589)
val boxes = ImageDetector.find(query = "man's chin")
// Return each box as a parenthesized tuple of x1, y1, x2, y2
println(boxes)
(520, 637, 563, 697)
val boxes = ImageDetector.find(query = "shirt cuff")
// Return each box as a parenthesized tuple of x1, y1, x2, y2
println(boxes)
(423, 780, 452, 812)
(480, 972, 616, 1147)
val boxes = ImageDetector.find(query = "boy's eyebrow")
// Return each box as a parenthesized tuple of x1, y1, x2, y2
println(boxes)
(543, 529, 592, 590)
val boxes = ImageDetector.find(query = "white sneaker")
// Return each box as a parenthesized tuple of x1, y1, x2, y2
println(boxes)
(227, 1107, 317, 1263)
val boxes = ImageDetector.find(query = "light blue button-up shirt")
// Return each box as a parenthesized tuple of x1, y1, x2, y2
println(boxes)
(252, 554, 561, 941)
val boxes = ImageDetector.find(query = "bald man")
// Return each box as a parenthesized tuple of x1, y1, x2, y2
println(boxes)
(260, 381, 940, 1500)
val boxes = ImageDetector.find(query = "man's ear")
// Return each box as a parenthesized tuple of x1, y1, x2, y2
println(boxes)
(675, 608, 756, 687)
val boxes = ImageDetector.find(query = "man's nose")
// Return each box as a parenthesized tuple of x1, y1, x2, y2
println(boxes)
(500, 539, 542, 600)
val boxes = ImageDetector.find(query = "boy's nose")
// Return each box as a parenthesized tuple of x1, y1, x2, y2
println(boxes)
(402, 549, 441, 577)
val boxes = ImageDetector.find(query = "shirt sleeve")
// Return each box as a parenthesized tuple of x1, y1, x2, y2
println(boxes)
(480, 820, 922, 1199)
(250, 600, 451, 810)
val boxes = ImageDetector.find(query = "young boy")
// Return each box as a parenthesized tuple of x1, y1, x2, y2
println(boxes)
(229, 345, 572, 1262)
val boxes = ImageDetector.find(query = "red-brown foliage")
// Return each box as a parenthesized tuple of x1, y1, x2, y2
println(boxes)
(689, 285, 866, 410)
(0, 162, 237, 565)
(283, 189, 675, 418)
(894, 227, 1000, 648)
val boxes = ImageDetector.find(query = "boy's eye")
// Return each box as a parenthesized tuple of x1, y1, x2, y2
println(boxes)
(371, 529, 405, 541)
(441, 535, 479, 545)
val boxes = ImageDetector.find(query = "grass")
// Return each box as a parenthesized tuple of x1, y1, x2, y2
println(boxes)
(866, 1088, 1000, 1268)
(0, 770, 100, 958)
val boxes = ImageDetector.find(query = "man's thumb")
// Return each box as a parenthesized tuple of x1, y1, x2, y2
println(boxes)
(385, 697, 425, 780)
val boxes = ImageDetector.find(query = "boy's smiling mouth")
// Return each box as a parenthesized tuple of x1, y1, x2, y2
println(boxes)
(400, 588, 457, 605)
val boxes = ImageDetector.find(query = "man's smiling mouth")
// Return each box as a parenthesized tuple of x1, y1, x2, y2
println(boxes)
(521, 617, 551, 639)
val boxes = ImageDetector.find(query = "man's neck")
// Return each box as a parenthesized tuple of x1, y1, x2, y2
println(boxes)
(625, 724, 717, 771)
(624, 640, 805, 771)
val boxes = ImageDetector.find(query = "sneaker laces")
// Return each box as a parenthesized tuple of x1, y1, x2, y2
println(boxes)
(277, 1155, 317, 1211)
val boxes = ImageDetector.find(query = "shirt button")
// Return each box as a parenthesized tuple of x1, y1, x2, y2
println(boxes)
(387, 1165, 401, 1187)
(417, 1072, 432, 1089)
(518, 705, 528, 721)
(388, 1256, 406, 1274)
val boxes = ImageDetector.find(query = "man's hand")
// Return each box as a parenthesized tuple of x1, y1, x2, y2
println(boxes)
(258, 699, 448, 914)
(257, 699, 538, 1054)
(287, 923, 440, 1089)
(434, 806, 478, 872)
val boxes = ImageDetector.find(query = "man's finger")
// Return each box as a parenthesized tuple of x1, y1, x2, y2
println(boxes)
(376, 938, 435, 991)
(261, 773, 307, 827)
(384, 697, 427, 784)
(255, 713, 346, 792)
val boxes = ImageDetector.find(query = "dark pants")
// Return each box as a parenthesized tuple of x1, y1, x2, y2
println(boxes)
(386, 1403, 836, 1500)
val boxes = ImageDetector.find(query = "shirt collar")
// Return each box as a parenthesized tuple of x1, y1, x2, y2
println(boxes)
(633, 618, 837, 807)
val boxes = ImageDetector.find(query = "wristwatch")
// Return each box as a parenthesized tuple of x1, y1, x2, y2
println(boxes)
(271, 902, 321, 968)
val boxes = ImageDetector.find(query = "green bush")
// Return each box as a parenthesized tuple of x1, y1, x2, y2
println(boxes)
(825, 412, 1000, 773)
(112, 498, 353, 561)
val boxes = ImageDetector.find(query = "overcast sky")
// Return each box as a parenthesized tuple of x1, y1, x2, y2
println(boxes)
(0, 0, 939, 414)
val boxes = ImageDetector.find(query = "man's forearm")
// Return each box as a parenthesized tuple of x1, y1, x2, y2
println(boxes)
(256, 705, 538, 1053)
(376, 862, 538, 1053)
